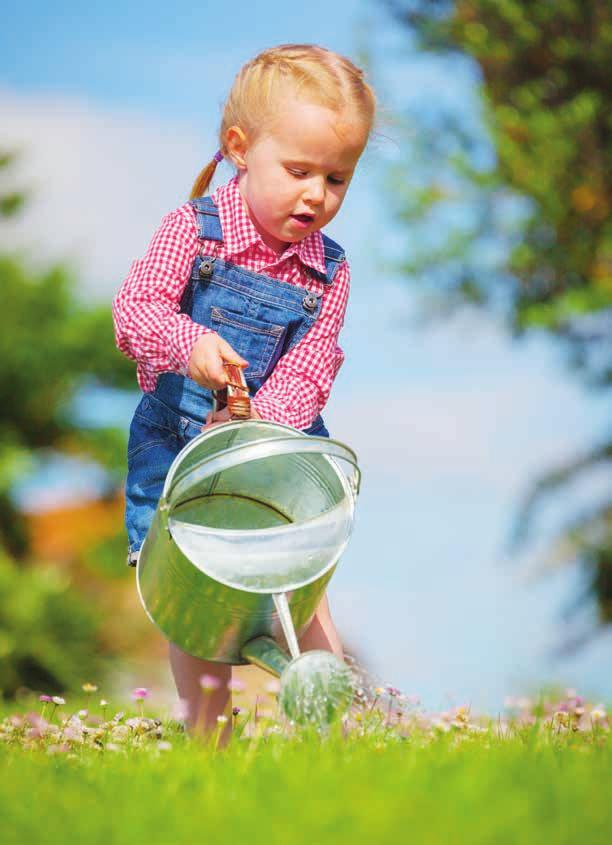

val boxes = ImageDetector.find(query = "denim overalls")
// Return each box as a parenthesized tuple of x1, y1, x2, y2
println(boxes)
(124, 195, 346, 564)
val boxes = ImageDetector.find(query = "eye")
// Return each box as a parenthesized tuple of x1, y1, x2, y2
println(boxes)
(288, 168, 307, 178)
(328, 176, 345, 185)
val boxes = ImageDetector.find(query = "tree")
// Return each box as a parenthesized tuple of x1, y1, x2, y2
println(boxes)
(0, 149, 135, 695)
(0, 150, 133, 556)
(384, 1, 612, 631)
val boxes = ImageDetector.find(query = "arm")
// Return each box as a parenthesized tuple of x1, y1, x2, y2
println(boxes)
(111, 204, 213, 384)
(251, 261, 351, 429)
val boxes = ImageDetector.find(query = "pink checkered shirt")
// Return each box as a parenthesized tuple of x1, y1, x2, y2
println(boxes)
(112, 175, 350, 429)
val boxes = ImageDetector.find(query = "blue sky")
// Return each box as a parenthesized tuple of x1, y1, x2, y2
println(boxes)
(3, 0, 611, 710)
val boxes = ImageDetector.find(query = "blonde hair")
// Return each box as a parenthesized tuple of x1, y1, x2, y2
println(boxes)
(189, 43, 377, 199)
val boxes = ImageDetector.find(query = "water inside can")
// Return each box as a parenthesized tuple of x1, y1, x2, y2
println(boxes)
(172, 493, 292, 531)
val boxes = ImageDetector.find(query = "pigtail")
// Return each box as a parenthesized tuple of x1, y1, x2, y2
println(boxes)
(189, 152, 223, 199)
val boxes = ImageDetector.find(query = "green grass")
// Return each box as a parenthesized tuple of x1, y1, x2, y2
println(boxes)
(2, 720, 611, 845)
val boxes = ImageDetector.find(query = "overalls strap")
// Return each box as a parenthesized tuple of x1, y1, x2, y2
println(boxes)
(191, 195, 224, 242)
(190, 196, 346, 284)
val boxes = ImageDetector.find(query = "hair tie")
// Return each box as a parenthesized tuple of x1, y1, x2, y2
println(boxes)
(213, 149, 224, 163)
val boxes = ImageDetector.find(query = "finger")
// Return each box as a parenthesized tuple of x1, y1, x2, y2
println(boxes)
(205, 354, 228, 388)
(217, 337, 248, 368)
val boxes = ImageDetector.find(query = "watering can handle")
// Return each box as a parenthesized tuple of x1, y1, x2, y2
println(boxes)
(163, 434, 361, 507)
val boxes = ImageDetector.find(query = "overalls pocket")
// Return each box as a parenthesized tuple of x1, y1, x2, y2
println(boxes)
(210, 306, 287, 379)
(127, 402, 179, 463)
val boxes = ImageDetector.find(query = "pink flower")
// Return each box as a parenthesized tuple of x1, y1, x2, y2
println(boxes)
(199, 674, 221, 692)
(171, 699, 189, 721)
(227, 678, 246, 693)
(232, 706, 241, 717)
(62, 726, 84, 742)
(47, 743, 70, 755)
(39, 694, 53, 703)
(26, 712, 47, 728)
(130, 688, 150, 701)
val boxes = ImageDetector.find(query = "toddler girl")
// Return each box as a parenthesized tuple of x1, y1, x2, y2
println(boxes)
(112, 43, 376, 736)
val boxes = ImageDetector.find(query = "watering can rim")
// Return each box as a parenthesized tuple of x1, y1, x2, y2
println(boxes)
(151, 420, 361, 594)
(160, 419, 361, 508)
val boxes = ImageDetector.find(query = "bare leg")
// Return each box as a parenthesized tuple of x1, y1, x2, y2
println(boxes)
(298, 593, 344, 659)
(168, 642, 231, 741)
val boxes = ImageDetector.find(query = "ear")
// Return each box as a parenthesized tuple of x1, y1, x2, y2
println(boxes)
(226, 126, 249, 170)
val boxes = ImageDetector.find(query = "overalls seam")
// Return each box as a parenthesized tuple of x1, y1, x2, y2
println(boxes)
(198, 276, 319, 318)
(196, 252, 330, 292)
(132, 413, 179, 438)
(211, 307, 285, 336)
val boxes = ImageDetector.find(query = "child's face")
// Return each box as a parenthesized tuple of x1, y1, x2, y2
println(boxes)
(231, 100, 367, 254)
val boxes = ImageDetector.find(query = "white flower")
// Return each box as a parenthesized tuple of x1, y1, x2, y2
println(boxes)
(111, 725, 129, 741)
(216, 715, 229, 725)
(51, 696, 65, 705)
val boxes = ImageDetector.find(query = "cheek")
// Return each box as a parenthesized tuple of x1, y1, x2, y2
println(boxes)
(325, 192, 344, 218)
(249, 184, 274, 218)
(267, 182, 296, 217)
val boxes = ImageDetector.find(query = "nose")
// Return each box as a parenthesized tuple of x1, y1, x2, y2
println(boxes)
(303, 176, 325, 206)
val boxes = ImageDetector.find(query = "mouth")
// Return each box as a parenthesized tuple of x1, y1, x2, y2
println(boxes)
(290, 213, 316, 226)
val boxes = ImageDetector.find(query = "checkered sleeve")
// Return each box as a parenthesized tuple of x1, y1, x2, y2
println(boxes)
(252, 260, 350, 429)
(112, 204, 213, 391)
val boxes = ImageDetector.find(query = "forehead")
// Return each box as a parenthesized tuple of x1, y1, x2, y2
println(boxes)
(264, 100, 367, 170)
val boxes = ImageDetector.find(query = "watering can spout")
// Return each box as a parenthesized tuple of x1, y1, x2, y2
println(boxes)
(240, 636, 355, 727)
(240, 636, 290, 677)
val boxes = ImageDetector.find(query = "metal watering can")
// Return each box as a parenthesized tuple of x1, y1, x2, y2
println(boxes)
(136, 417, 361, 725)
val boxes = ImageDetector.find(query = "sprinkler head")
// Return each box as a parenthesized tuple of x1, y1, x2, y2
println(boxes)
(279, 651, 354, 727)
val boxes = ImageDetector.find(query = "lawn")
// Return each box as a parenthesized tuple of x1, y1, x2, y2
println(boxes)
(1, 687, 610, 844)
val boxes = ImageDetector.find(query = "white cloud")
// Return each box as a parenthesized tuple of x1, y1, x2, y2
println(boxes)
(0, 86, 224, 299)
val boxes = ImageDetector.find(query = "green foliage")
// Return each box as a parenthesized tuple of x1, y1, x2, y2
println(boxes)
(81, 532, 133, 581)
(0, 551, 107, 697)
(0, 151, 134, 555)
(0, 149, 135, 693)
(385, 1, 612, 627)
(387, 0, 611, 338)
(0, 255, 132, 444)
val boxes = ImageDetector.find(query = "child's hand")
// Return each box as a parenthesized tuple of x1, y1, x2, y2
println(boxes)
(188, 332, 248, 390)
(202, 404, 262, 430)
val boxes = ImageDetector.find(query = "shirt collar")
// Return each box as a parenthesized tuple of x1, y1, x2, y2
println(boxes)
(212, 175, 327, 277)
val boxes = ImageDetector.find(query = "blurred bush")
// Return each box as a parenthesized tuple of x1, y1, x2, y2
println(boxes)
(0, 550, 107, 697)
(0, 148, 142, 695)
